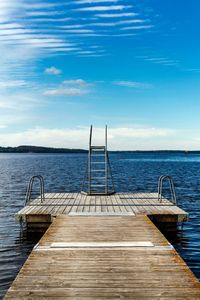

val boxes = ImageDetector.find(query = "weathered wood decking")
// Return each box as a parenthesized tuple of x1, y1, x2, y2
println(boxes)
(5, 215, 200, 299)
(17, 192, 188, 228)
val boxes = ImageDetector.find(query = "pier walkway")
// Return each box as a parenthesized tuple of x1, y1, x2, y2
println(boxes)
(5, 215, 200, 299)
(17, 192, 188, 230)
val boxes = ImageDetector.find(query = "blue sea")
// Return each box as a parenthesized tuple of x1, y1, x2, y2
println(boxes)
(0, 152, 200, 298)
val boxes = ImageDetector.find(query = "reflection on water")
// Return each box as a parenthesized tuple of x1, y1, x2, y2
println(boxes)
(0, 152, 200, 298)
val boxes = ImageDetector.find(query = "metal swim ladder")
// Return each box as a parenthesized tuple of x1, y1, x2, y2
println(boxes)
(158, 175, 177, 205)
(25, 175, 45, 206)
(81, 125, 115, 195)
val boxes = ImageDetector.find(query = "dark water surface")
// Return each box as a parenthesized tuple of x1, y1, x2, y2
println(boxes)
(0, 152, 200, 298)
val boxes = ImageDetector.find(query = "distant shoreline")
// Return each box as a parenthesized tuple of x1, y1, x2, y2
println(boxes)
(0, 146, 200, 154)
(0, 146, 87, 154)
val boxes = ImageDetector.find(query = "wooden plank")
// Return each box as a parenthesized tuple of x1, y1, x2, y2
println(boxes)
(89, 195, 96, 213)
(76, 193, 87, 213)
(51, 193, 69, 215)
(101, 196, 108, 213)
(106, 196, 115, 213)
(16, 192, 188, 224)
(111, 194, 121, 213)
(62, 193, 76, 214)
(95, 195, 102, 213)
(5, 215, 200, 300)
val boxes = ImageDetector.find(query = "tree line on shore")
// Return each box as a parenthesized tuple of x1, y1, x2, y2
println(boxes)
(0, 145, 87, 153)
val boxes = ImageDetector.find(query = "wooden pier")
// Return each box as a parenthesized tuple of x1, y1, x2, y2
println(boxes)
(5, 127, 200, 299)
(17, 192, 188, 230)
(5, 214, 200, 299)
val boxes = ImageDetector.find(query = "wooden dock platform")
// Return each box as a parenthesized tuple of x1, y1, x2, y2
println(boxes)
(17, 192, 188, 230)
(5, 215, 200, 299)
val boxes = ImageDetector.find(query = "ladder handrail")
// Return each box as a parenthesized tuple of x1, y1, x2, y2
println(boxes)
(25, 175, 45, 206)
(158, 175, 177, 205)
(105, 125, 107, 151)
(88, 125, 92, 194)
(89, 125, 93, 148)
(105, 125, 108, 194)
(107, 152, 115, 192)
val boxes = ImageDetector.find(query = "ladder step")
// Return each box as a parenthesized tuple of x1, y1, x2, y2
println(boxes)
(91, 154, 105, 157)
(91, 146, 105, 149)
(91, 169, 105, 172)
(91, 162, 105, 164)
(92, 177, 106, 179)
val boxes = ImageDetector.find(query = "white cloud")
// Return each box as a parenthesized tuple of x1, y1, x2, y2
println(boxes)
(87, 19, 146, 27)
(0, 0, 22, 22)
(25, 11, 65, 17)
(121, 25, 154, 30)
(0, 93, 43, 110)
(46, 47, 80, 53)
(74, 5, 131, 11)
(45, 67, 62, 75)
(63, 79, 90, 86)
(137, 55, 179, 67)
(0, 126, 180, 149)
(0, 125, 200, 150)
(76, 0, 119, 3)
(43, 88, 88, 96)
(96, 13, 138, 17)
(61, 25, 84, 29)
(43, 78, 92, 96)
(114, 81, 153, 89)
(0, 80, 27, 88)
(0, 23, 22, 29)
(62, 29, 94, 33)
(22, 3, 66, 9)
(27, 17, 72, 23)
(0, 28, 35, 35)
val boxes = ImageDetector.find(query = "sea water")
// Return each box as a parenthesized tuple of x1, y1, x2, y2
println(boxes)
(0, 152, 200, 298)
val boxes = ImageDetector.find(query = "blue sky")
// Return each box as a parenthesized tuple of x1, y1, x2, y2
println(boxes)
(0, 0, 200, 150)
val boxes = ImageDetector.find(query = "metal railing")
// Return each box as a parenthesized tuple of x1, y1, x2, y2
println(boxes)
(24, 175, 45, 206)
(158, 175, 177, 205)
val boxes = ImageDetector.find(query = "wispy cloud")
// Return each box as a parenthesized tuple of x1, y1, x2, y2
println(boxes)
(25, 11, 65, 17)
(74, 5, 132, 11)
(76, 0, 119, 3)
(43, 78, 91, 96)
(0, 92, 43, 110)
(0, 0, 155, 65)
(137, 55, 179, 67)
(96, 12, 138, 17)
(62, 29, 94, 33)
(0, 0, 156, 110)
(114, 81, 153, 89)
(44, 88, 88, 96)
(26, 17, 72, 23)
(0, 23, 22, 29)
(85, 19, 147, 27)
(63, 79, 90, 86)
(0, 80, 27, 88)
(45, 66, 62, 75)
(121, 25, 154, 30)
